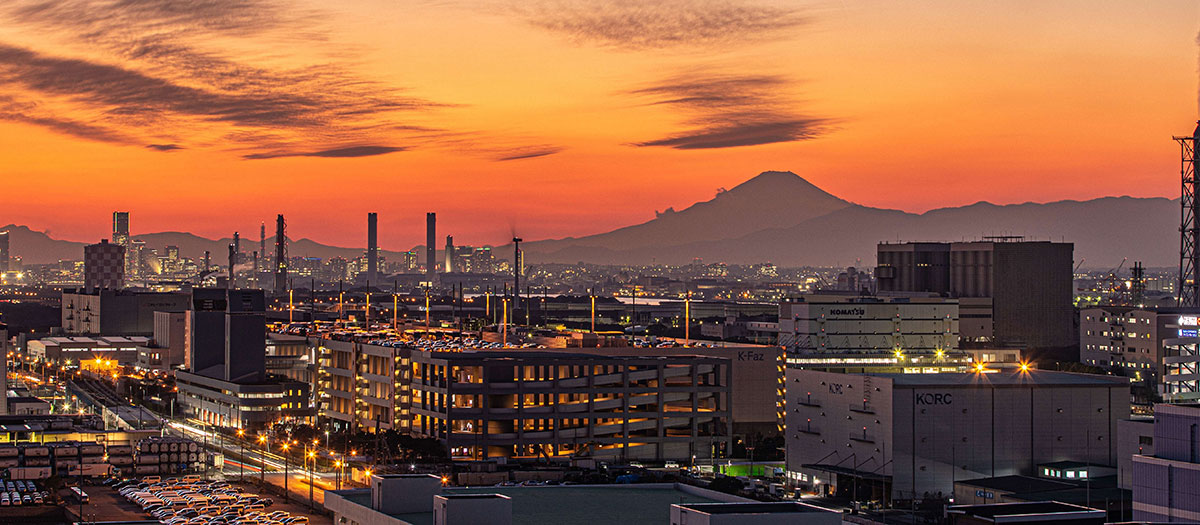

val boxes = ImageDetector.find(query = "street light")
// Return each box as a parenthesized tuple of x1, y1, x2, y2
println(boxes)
(307, 449, 316, 510)
(237, 429, 245, 481)
(281, 443, 290, 503)
(257, 435, 267, 485)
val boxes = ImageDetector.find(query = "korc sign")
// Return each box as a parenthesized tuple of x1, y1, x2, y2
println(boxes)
(915, 392, 953, 405)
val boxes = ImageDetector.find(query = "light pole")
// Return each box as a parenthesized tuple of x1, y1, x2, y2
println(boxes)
(257, 435, 267, 486)
(237, 429, 245, 481)
(281, 443, 290, 503)
(307, 448, 316, 510)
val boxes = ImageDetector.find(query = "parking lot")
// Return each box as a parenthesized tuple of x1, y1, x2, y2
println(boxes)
(83, 476, 332, 525)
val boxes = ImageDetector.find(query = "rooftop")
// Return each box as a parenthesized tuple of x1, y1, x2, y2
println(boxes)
(947, 501, 1105, 520)
(334, 483, 731, 525)
(676, 502, 835, 515)
(956, 475, 1076, 493)
(879, 369, 1128, 387)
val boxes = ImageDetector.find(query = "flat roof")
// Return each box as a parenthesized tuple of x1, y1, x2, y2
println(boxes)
(948, 501, 1105, 519)
(344, 484, 728, 525)
(956, 476, 1076, 493)
(878, 369, 1128, 387)
(676, 502, 834, 515)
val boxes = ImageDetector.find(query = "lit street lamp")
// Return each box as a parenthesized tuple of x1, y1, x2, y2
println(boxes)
(236, 428, 245, 481)
(257, 435, 267, 485)
(281, 443, 290, 503)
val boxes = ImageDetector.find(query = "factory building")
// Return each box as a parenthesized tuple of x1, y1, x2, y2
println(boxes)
(61, 289, 190, 336)
(778, 294, 963, 374)
(877, 239, 1075, 352)
(410, 351, 731, 462)
(785, 368, 1129, 501)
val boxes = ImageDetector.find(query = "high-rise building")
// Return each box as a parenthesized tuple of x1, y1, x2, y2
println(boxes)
(129, 239, 146, 281)
(0, 230, 9, 273)
(367, 212, 379, 283)
(876, 239, 1075, 351)
(111, 211, 129, 244)
(426, 212, 436, 278)
(84, 239, 125, 292)
(444, 235, 455, 273)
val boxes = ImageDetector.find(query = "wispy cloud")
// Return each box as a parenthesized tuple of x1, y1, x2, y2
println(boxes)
(243, 145, 406, 160)
(627, 72, 829, 150)
(511, 0, 807, 51)
(495, 147, 563, 161)
(0, 0, 445, 157)
(146, 143, 182, 151)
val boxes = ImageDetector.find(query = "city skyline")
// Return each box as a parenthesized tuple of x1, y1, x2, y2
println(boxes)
(1, 1, 1197, 247)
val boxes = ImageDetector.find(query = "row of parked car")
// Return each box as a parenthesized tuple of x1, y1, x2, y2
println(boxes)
(110, 475, 308, 525)
(0, 479, 46, 506)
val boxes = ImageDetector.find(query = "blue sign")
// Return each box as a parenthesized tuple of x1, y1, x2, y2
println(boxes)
(1182, 329, 1198, 338)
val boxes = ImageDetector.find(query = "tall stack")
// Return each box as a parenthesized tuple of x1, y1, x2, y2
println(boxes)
(426, 212, 436, 279)
(367, 212, 379, 283)
(274, 214, 287, 294)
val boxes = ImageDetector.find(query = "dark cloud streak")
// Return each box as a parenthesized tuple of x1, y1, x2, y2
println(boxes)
(495, 147, 563, 161)
(243, 145, 405, 160)
(628, 72, 830, 150)
(514, 0, 808, 50)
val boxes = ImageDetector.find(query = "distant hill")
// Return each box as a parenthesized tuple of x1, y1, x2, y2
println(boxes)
(1, 226, 419, 266)
(510, 171, 1176, 269)
(3, 171, 1179, 269)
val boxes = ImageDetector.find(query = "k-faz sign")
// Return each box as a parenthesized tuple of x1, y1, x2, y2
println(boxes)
(737, 351, 764, 361)
(915, 392, 953, 406)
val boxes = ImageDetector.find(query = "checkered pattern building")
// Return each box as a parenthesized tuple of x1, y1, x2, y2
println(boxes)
(84, 239, 125, 291)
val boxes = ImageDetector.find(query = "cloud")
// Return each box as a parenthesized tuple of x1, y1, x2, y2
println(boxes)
(1, 110, 134, 144)
(495, 147, 563, 161)
(627, 72, 829, 149)
(0, 0, 445, 156)
(243, 145, 405, 160)
(146, 143, 182, 151)
(512, 0, 808, 50)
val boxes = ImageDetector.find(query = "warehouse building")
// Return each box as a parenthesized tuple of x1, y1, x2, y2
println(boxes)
(785, 368, 1129, 501)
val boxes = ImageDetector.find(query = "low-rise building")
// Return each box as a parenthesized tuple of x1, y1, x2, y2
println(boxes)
(61, 289, 189, 336)
(1132, 403, 1200, 521)
(786, 368, 1130, 501)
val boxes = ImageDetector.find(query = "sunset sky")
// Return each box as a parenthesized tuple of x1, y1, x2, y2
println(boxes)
(1, 0, 1198, 251)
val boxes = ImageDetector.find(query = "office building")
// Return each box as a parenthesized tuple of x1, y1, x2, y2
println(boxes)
(83, 239, 125, 291)
(876, 239, 1075, 351)
(1079, 307, 1200, 389)
(411, 351, 731, 462)
(1164, 314, 1200, 402)
(1132, 403, 1200, 522)
(0, 230, 8, 273)
(785, 368, 1129, 500)
(175, 288, 310, 429)
(61, 290, 189, 336)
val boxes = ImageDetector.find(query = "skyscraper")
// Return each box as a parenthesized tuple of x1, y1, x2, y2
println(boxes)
(112, 211, 132, 281)
(426, 212, 436, 278)
(84, 239, 124, 291)
(0, 230, 9, 273)
(367, 212, 378, 283)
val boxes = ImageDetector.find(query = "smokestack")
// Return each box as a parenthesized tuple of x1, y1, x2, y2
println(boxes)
(367, 212, 378, 283)
(274, 214, 287, 295)
(227, 243, 235, 289)
(445, 235, 454, 273)
(426, 212, 436, 279)
(203, 250, 210, 274)
(232, 231, 240, 265)
(512, 237, 522, 310)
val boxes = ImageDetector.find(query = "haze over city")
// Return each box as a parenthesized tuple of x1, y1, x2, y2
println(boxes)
(1, 1, 1196, 247)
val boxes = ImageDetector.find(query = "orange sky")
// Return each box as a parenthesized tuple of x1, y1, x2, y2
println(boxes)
(1, 0, 1198, 251)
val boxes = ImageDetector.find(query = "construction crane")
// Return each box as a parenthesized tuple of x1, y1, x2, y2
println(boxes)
(1073, 258, 1086, 273)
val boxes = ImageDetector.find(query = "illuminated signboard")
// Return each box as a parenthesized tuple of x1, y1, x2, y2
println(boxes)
(1180, 316, 1199, 327)
(1182, 329, 1199, 338)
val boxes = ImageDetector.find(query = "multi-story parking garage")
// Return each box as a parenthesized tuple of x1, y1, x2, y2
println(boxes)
(409, 351, 732, 462)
